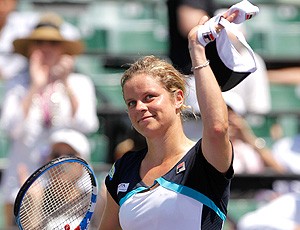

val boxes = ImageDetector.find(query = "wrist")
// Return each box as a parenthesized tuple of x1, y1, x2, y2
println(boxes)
(191, 60, 210, 72)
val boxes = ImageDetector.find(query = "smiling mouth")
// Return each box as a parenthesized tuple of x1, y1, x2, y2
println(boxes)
(138, 116, 153, 123)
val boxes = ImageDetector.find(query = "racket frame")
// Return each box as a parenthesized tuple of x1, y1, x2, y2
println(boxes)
(14, 156, 98, 230)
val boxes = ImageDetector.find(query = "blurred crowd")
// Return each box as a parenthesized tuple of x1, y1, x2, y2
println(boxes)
(0, 0, 300, 229)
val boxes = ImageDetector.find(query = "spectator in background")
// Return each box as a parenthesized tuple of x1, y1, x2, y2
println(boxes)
(237, 192, 300, 230)
(223, 92, 285, 174)
(18, 128, 92, 185)
(0, 14, 99, 228)
(0, 0, 29, 81)
(236, 108, 300, 230)
(0, 0, 81, 81)
(272, 133, 300, 174)
(268, 67, 300, 85)
(46, 128, 91, 163)
(17, 128, 93, 229)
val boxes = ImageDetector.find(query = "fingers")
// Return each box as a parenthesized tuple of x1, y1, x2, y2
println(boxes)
(198, 15, 209, 26)
(225, 10, 239, 23)
(60, 55, 74, 71)
(188, 15, 210, 40)
(215, 10, 239, 34)
(30, 50, 43, 64)
(191, 10, 239, 46)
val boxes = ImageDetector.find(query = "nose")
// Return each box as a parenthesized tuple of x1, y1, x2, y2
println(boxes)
(136, 100, 147, 111)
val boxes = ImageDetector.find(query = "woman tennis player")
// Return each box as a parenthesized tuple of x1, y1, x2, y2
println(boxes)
(99, 0, 258, 229)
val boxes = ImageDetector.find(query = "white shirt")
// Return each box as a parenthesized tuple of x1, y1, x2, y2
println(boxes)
(237, 193, 300, 230)
(232, 139, 265, 174)
(120, 185, 204, 230)
(0, 72, 99, 203)
(272, 135, 300, 174)
(0, 12, 35, 80)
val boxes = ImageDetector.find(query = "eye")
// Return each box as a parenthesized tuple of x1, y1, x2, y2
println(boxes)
(127, 100, 136, 108)
(145, 94, 155, 101)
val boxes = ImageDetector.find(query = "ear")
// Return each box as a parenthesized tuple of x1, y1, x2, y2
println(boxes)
(174, 89, 184, 109)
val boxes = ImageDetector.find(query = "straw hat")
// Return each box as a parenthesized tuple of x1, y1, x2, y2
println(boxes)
(13, 14, 84, 57)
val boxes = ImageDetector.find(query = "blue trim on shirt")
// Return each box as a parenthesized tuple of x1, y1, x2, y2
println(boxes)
(156, 177, 226, 221)
(119, 186, 148, 206)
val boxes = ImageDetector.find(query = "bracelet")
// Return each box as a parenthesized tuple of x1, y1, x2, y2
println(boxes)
(254, 137, 266, 150)
(191, 60, 210, 72)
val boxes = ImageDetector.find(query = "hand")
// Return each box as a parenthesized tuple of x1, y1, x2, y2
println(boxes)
(228, 111, 256, 145)
(187, 15, 210, 67)
(29, 50, 49, 90)
(216, 10, 239, 31)
(187, 11, 239, 67)
(50, 55, 74, 83)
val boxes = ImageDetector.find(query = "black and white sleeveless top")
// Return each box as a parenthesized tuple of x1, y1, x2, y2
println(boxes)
(105, 140, 234, 229)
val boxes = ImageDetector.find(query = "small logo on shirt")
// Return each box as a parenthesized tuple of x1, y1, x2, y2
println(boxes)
(117, 183, 129, 194)
(108, 163, 115, 180)
(176, 162, 186, 174)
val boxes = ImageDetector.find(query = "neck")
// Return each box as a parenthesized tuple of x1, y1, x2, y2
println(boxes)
(145, 126, 194, 165)
(140, 129, 195, 186)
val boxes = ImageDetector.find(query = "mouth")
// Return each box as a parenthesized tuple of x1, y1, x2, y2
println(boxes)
(138, 116, 153, 123)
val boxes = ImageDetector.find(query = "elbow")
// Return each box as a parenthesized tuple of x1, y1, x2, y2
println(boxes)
(210, 119, 229, 138)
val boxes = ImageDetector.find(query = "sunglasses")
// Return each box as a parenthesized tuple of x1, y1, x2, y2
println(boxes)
(32, 40, 62, 46)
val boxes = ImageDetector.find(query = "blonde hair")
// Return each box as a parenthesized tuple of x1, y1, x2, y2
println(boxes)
(121, 56, 190, 112)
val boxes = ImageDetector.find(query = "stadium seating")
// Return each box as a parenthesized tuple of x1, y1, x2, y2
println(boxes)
(244, 4, 300, 61)
(248, 83, 300, 144)
(1, 1, 300, 228)
(270, 83, 300, 112)
(0, 131, 9, 169)
(77, 1, 168, 55)
(227, 199, 259, 225)
(92, 72, 125, 109)
(88, 132, 109, 163)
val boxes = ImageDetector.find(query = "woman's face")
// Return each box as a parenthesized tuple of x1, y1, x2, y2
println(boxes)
(123, 73, 182, 138)
(28, 40, 64, 67)
(50, 143, 79, 159)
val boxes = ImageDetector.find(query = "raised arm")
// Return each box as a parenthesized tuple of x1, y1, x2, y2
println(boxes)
(187, 14, 237, 173)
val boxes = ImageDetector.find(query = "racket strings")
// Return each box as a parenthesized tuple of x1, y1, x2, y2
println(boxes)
(19, 162, 93, 230)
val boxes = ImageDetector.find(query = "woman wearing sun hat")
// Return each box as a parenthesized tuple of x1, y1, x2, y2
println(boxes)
(0, 13, 99, 227)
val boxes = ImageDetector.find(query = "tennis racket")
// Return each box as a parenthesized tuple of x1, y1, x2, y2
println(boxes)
(14, 156, 98, 230)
